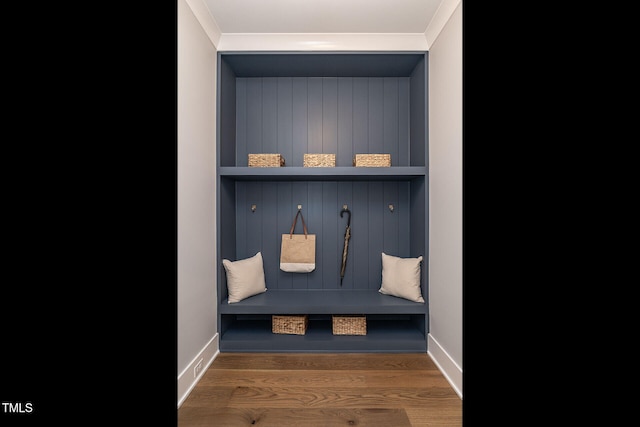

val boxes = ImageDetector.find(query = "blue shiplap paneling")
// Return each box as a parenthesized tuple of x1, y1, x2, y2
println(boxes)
(368, 78, 384, 154)
(337, 78, 353, 167)
(276, 182, 293, 289)
(261, 183, 279, 287)
(235, 79, 247, 166)
(277, 78, 293, 164)
(351, 181, 369, 289)
(291, 78, 308, 166)
(383, 78, 399, 164)
(383, 181, 400, 258)
(307, 78, 323, 157)
(352, 78, 369, 160)
(367, 182, 384, 289)
(262, 78, 278, 153)
(322, 78, 338, 157)
(246, 78, 263, 157)
(238, 76, 411, 167)
(322, 182, 339, 289)
(398, 78, 410, 166)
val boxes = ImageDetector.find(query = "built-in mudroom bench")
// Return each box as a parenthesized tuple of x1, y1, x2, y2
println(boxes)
(216, 52, 429, 353)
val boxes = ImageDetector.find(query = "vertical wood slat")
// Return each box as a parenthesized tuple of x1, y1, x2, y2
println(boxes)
(368, 182, 384, 289)
(383, 77, 399, 164)
(337, 78, 353, 167)
(307, 78, 323, 157)
(352, 78, 368, 162)
(276, 182, 293, 289)
(292, 78, 307, 167)
(306, 182, 323, 290)
(277, 78, 293, 165)
(368, 77, 384, 154)
(246, 78, 262, 157)
(322, 77, 338, 157)
(235, 79, 247, 166)
(262, 77, 278, 154)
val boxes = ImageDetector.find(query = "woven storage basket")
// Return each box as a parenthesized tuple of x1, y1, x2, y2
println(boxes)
(248, 154, 285, 167)
(353, 154, 391, 167)
(272, 315, 308, 335)
(332, 315, 367, 335)
(303, 153, 336, 167)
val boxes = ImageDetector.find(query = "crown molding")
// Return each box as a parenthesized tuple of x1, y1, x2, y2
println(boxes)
(216, 33, 428, 52)
(424, 0, 461, 48)
(184, 0, 222, 48)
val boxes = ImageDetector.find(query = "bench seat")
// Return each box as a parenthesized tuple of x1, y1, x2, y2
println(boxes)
(219, 289, 427, 315)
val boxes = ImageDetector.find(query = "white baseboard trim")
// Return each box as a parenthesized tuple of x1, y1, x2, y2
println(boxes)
(427, 334, 462, 399)
(178, 333, 220, 408)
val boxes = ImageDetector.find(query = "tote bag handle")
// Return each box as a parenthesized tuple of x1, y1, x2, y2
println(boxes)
(289, 210, 309, 238)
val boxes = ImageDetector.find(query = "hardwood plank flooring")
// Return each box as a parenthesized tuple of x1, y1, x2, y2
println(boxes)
(179, 353, 462, 426)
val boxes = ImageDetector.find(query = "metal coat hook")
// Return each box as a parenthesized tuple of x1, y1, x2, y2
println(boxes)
(297, 204, 302, 211)
(388, 204, 394, 212)
(251, 204, 257, 212)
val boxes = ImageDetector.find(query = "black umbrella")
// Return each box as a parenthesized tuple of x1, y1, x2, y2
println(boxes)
(340, 206, 351, 287)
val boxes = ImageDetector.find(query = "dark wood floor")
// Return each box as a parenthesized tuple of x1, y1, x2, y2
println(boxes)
(178, 352, 462, 426)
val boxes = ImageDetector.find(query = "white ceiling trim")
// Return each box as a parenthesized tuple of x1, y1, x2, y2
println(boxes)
(216, 33, 429, 52)
(184, 0, 221, 48)
(424, 0, 461, 47)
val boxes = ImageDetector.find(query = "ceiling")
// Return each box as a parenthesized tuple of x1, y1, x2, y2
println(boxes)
(203, 0, 445, 34)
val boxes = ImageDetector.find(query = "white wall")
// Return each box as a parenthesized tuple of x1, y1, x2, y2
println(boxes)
(177, 0, 219, 406)
(427, 2, 463, 396)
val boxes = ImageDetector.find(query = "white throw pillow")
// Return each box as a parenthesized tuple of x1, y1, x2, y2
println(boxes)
(378, 252, 425, 303)
(222, 252, 267, 303)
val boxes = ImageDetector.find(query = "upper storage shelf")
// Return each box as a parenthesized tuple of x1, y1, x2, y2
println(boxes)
(218, 52, 428, 170)
(219, 166, 427, 181)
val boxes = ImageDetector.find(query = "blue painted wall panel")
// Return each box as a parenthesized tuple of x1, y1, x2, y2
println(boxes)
(307, 78, 323, 157)
(291, 78, 308, 167)
(398, 78, 410, 166)
(246, 78, 262, 157)
(235, 79, 247, 166)
(368, 78, 384, 154)
(337, 78, 353, 167)
(277, 78, 293, 164)
(276, 181, 293, 289)
(367, 182, 384, 289)
(383, 78, 399, 164)
(262, 78, 278, 154)
(322, 78, 338, 157)
(322, 182, 339, 289)
(352, 78, 369, 161)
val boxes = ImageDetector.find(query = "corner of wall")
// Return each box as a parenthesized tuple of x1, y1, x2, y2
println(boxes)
(424, 0, 461, 49)
(185, 0, 222, 48)
(177, 334, 220, 408)
(427, 333, 462, 399)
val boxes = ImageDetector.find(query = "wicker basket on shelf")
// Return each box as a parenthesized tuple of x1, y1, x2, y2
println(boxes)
(248, 154, 285, 167)
(272, 315, 308, 335)
(303, 153, 336, 167)
(332, 315, 367, 335)
(353, 154, 391, 167)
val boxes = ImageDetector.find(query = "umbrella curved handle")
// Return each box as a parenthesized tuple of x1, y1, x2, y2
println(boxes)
(340, 207, 351, 226)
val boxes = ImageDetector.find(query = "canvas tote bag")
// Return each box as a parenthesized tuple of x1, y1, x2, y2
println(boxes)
(280, 210, 316, 273)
